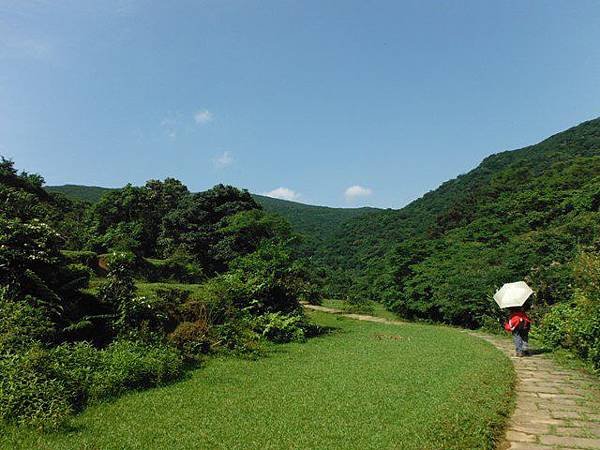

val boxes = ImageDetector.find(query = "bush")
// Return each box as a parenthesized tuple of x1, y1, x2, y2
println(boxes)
(48, 342, 101, 409)
(0, 346, 73, 430)
(64, 263, 94, 291)
(143, 256, 204, 283)
(61, 250, 99, 271)
(539, 299, 600, 368)
(213, 318, 263, 356)
(228, 243, 305, 315)
(254, 312, 306, 343)
(0, 339, 184, 429)
(298, 283, 323, 305)
(538, 252, 600, 369)
(478, 315, 505, 335)
(343, 295, 375, 315)
(89, 340, 183, 401)
(169, 320, 214, 358)
(0, 291, 55, 351)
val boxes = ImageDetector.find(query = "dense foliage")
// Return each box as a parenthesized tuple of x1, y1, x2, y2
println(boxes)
(0, 158, 320, 429)
(252, 194, 378, 247)
(538, 252, 600, 369)
(46, 187, 379, 253)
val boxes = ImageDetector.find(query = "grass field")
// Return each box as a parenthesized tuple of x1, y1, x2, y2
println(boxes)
(1, 312, 515, 450)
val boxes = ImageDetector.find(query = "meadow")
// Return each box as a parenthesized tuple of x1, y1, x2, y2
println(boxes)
(1, 311, 514, 450)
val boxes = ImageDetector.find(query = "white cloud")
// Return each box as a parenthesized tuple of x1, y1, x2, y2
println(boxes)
(263, 187, 301, 202)
(194, 109, 213, 125)
(160, 116, 178, 139)
(213, 151, 234, 169)
(344, 185, 372, 202)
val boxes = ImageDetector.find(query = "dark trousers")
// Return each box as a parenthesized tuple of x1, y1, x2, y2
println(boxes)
(512, 328, 529, 353)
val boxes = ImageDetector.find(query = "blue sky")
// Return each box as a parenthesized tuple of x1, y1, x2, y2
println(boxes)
(1, 0, 599, 208)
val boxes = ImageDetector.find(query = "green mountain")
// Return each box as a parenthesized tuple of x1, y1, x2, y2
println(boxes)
(252, 194, 378, 242)
(45, 184, 115, 203)
(45, 185, 379, 244)
(318, 117, 600, 326)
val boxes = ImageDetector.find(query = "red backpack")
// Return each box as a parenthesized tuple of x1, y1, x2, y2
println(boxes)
(504, 311, 531, 332)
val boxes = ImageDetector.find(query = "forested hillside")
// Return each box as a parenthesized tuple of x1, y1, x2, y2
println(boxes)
(45, 184, 115, 203)
(252, 194, 378, 244)
(318, 118, 600, 329)
(46, 186, 378, 246)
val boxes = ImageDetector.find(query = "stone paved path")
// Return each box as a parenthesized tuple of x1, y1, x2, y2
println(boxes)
(303, 303, 600, 450)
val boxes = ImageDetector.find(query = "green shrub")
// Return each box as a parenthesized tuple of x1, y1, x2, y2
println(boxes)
(539, 303, 573, 348)
(539, 299, 600, 368)
(0, 291, 55, 351)
(89, 340, 183, 401)
(478, 315, 504, 335)
(0, 346, 73, 430)
(98, 252, 142, 337)
(538, 252, 600, 369)
(213, 318, 263, 356)
(298, 283, 323, 305)
(343, 295, 375, 315)
(64, 263, 94, 291)
(254, 312, 306, 343)
(61, 250, 99, 271)
(0, 339, 184, 429)
(228, 243, 305, 315)
(143, 256, 204, 283)
(574, 252, 600, 302)
(169, 320, 214, 358)
(48, 342, 101, 409)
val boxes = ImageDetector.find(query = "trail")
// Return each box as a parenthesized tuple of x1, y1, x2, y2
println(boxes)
(303, 303, 600, 450)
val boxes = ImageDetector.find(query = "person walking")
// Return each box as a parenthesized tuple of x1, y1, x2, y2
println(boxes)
(504, 307, 531, 357)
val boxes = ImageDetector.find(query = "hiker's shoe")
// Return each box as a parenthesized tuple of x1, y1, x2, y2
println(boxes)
(516, 352, 524, 357)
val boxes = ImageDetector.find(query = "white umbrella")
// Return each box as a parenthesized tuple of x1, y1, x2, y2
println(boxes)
(493, 281, 533, 309)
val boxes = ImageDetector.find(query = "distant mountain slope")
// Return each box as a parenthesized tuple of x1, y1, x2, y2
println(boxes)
(319, 117, 600, 326)
(45, 185, 379, 244)
(252, 194, 379, 241)
(45, 184, 115, 203)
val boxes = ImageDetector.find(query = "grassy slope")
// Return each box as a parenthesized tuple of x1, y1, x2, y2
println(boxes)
(2, 312, 514, 450)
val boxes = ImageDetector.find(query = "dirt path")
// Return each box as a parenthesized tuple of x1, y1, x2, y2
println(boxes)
(303, 303, 600, 450)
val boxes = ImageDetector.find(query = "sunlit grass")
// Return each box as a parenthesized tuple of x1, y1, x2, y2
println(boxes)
(1, 312, 514, 450)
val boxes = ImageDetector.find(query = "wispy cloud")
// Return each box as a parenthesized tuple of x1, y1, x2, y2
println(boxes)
(0, 36, 55, 62)
(344, 185, 372, 203)
(194, 109, 213, 125)
(160, 115, 178, 139)
(213, 151, 234, 169)
(263, 187, 301, 202)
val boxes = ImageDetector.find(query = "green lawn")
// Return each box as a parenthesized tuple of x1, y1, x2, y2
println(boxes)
(1, 312, 514, 450)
